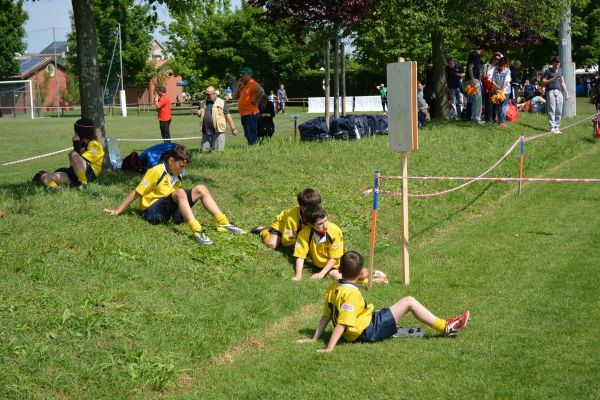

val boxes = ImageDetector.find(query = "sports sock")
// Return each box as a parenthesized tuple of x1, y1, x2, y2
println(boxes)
(187, 218, 202, 233)
(214, 212, 229, 226)
(259, 229, 270, 240)
(74, 169, 88, 185)
(47, 181, 58, 189)
(432, 318, 447, 333)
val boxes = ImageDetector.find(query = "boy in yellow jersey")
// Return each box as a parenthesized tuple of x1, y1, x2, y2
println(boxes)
(103, 144, 245, 245)
(36, 118, 104, 190)
(292, 205, 344, 281)
(298, 251, 471, 352)
(251, 188, 321, 250)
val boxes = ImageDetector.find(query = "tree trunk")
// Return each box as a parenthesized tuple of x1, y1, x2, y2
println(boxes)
(431, 29, 449, 121)
(341, 41, 346, 116)
(71, 0, 111, 171)
(324, 40, 330, 129)
(333, 29, 340, 119)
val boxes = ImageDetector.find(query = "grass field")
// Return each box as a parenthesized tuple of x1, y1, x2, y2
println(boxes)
(1, 101, 599, 399)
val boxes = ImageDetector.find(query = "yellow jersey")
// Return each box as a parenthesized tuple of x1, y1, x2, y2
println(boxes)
(81, 139, 104, 177)
(270, 206, 304, 247)
(323, 281, 374, 342)
(293, 222, 344, 268)
(135, 163, 182, 211)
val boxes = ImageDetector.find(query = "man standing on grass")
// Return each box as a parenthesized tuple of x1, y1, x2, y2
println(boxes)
(197, 86, 238, 152)
(466, 47, 485, 124)
(542, 56, 570, 133)
(234, 67, 264, 146)
(155, 86, 172, 143)
(376, 83, 388, 112)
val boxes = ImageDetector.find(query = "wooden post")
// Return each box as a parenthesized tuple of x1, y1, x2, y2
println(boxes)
(368, 171, 381, 290)
(387, 59, 419, 285)
(324, 40, 331, 129)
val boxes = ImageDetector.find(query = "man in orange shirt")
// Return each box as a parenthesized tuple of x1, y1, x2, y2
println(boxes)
(234, 67, 264, 145)
(154, 86, 172, 143)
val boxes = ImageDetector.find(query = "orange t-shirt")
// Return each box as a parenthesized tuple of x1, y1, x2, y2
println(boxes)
(237, 79, 260, 116)
(157, 94, 172, 121)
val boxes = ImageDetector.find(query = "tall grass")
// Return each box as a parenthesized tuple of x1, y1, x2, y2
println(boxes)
(1, 100, 599, 399)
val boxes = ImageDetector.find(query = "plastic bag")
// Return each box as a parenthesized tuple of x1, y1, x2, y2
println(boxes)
(106, 137, 122, 169)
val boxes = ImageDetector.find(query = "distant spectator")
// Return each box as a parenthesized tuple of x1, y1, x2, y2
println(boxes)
(542, 56, 570, 133)
(445, 57, 465, 120)
(466, 47, 485, 124)
(422, 57, 436, 118)
(224, 86, 233, 100)
(509, 60, 522, 102)
(482, 54, 500, 123)
(154, 86, 172, 143)
(417, 81, 429, 128)
(492, 56, 512, 128)
(234, 67, 264, 145)
(376, 83, 388, 112)
(197, 86, 238, 152)
(257, 94, 275, 140)
(523, 79, 536, 101)
(530, 89, 546, 113)
(277, 84, 288, 114)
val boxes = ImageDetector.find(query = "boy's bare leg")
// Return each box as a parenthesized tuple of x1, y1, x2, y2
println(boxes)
(172, 188, 195, 222)
(189, 184, 222, 216)
(327, 269, 342, 280)
(68, 151, 87, 171)
(264, 234, 280, 249)
(40, 172, 71, 187)
(389, 296, 437, 326)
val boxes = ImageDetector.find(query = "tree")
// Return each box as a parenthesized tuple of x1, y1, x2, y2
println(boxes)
(166, 3, 318, 95)
(0, 0, 28, 78)
(249, 0, 378, 120)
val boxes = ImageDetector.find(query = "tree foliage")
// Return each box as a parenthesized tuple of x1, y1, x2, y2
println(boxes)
(166, 3, 319, 95)
(67, 0, 158, 95)
(0, 0, 28, 78)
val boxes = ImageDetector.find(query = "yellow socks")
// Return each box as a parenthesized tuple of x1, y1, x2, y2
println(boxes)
(74, 169, 88, 185)
(47, 181, 58, 189)
(187, 218, 202, 234)
(214, 212, 229, 226)
(432, 318, 447, 333)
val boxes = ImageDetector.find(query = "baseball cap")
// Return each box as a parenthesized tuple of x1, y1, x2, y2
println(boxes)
(240, 67, 253, 76)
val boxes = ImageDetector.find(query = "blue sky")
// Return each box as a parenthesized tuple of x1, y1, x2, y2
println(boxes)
(23, 0, 173, 53)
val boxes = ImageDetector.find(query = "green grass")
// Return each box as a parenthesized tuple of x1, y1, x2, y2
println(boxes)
(1, 100, 599, 399)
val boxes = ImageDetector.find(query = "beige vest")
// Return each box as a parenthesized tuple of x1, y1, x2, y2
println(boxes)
(198, 97, 227, 133)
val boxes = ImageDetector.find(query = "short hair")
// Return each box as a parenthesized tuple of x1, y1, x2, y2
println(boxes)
(446, 57, 454, 62)
(74, 118, 95, 140)
(303, 204, 326, 225)
(297, 188, 321, 208)
(158, 86, 167, 93)
(165, 144, 192, 164)
(551, 56, 560, 64)
(497, 56, 509, 68)
(340, 251, 364, 279)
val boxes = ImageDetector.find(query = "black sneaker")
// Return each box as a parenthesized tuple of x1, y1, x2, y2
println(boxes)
(32, 170, 47, 183)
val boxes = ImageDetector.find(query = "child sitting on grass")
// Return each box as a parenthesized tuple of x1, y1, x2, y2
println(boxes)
(297, 251, 470, 352)
(34, 118, 104, 190)
(103, 144, 245, 245)
(251, 188, 321, 250)
(292, 205, 344, 281)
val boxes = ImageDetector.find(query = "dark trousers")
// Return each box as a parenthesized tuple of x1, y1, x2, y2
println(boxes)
(381, 98, 387, 112)
(484, 93, 494, 122)
(241, 113, 260, 145)
(159, 119, 171, 143)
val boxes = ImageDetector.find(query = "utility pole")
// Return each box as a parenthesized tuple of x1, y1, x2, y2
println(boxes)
(53, 27, 60, 117)
(118, 23, 127, 117)
(558, 5, 575, 117)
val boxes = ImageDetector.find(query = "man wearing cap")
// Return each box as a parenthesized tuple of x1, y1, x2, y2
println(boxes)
(197, 86, 238, 152)
(234, 67, 264, 145)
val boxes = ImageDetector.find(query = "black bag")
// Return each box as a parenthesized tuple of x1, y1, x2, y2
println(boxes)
(299, 117, 331, 141)
(121, 151, 144, 173)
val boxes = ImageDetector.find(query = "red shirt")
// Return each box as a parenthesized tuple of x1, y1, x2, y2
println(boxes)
(237, 79, 260, 116)
(156, 94, 172, 121)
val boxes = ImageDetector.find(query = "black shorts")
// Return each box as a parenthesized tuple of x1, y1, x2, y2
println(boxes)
(55, 163, 96, 187)
(141, 189, 195, 224)
(357, 308, 398, 343)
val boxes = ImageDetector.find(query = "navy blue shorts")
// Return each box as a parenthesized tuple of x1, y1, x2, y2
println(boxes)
(357, 308, 398, 343)
(55, 163, 96, 187)
(141, 189, 195, 225)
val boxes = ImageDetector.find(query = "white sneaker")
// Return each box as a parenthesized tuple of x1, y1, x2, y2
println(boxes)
(554, 127, 562, 134)
(550, 127, 557, 133)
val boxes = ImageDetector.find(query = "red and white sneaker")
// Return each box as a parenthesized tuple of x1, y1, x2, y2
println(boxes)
(445, 310, 470, 337)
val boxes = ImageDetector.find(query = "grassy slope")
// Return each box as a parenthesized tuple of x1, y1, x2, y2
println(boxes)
(1, 101, 599, 399)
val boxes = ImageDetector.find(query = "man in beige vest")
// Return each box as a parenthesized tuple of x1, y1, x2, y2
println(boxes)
(197, 86, 238, 152)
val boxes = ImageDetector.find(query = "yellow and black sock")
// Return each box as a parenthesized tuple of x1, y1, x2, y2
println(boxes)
(74, 169, 88, 186)
(259, 229, 270, 240)
(432, 318, 447, 333)
(187, 219, 202, 234)
(47, 181, 58, 189)
(214, 212, 229, 226)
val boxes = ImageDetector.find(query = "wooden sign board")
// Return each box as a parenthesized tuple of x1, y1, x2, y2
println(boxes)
(387, 61, 419, 152)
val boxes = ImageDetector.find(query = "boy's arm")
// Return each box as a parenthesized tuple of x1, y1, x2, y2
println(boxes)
(297, 316, 330, 344)
(103, 190, 140, 216)
(318, 323, 346, 353)
(311, 258, 337, 280)
(293, 257, 305, 281)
